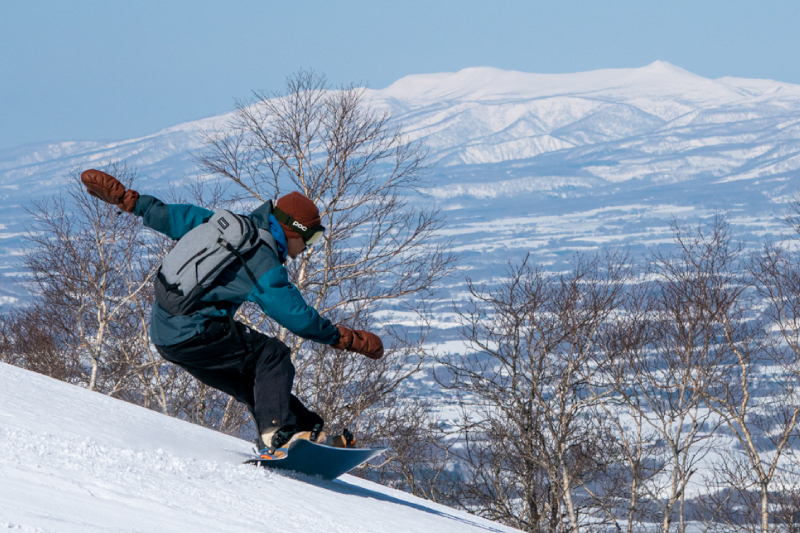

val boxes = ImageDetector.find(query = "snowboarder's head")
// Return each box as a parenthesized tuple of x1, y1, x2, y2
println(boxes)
(273, 191, 325, 258)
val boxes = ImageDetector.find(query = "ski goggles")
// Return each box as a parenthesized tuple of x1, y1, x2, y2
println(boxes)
(272, 206, 326, 247)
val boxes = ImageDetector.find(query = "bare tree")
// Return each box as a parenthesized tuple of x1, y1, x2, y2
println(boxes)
(20, 164, 155, 392)
(691, 226, 800, 533)
(610, 228, 728, 533)
(757, 233, 800, 533)
(195, 70, 455, 462)
(659, 218, 800, 533)
(435, 252, 631, 533)
(583, 280, 667, 533)
(585, 392, 665, 533)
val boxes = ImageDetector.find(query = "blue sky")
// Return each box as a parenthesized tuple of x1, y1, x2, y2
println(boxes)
(1, 0, 798, 150)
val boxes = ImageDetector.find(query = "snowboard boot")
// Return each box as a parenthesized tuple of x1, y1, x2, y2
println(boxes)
(258, 423, 328, 460)
(325, 428, 357, 448)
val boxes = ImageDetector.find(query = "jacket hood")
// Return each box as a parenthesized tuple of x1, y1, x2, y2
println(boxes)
(249, 200, 274, 231)
(249, 200, 288, 262)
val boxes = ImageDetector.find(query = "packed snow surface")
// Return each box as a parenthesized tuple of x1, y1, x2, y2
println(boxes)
(0, 363, 516, 532)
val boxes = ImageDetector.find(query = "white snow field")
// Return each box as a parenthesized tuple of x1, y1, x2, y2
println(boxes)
(0, 363, 516, 533)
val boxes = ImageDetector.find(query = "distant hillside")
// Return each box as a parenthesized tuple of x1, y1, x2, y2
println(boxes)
(2, 62, 800, 304)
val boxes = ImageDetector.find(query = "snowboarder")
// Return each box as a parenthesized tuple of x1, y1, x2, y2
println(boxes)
(80, 169, 384, 457)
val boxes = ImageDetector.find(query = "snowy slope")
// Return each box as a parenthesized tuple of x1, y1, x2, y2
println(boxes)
(0, 363, 515, 533)
(3, 62, 800, 303)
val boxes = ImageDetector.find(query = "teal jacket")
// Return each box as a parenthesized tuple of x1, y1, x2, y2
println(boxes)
(133, 195, 340, 347)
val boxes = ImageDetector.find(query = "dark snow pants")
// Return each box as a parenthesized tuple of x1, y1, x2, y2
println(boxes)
(154, 319, 323, 433)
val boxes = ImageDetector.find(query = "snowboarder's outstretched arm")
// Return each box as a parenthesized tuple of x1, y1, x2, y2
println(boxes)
(247, 267, 384, 359)
(246, 265, 340, 345)
(80, 169, 212, 240)
(133, 195, 212, 240)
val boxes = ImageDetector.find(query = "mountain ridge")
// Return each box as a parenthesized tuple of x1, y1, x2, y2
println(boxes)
(2, 62, 800, 302)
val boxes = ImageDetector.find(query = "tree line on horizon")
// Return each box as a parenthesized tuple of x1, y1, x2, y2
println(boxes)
(3, 71, 800, 533)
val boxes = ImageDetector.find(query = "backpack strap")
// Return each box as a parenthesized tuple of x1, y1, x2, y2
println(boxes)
(220, 227, 280, 293)
(220, 239, 260, 285)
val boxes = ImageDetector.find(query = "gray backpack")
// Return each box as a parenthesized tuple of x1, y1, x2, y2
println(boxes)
(154, 209, 275, 316)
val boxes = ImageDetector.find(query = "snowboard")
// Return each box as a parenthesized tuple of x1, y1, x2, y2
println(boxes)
(245, 439, 387, 480)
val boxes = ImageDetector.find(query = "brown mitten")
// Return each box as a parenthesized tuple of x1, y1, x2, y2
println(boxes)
(332, 326, 384, 360)
(80, 169, 140, 213)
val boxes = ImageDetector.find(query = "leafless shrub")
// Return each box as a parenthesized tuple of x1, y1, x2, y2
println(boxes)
(0, 301, 80, 381)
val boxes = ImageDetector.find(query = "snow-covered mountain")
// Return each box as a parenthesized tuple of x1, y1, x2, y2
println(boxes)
(0, 362, 516, 532)
(372, 61, 800, 169)
(3, 61, 800, 303)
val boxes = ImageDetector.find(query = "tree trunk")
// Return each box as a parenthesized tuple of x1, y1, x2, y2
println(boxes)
(662, 464, 679, 533)
(626, 476, 637, 533)
(561, 464, 580, 533)
(88, 352, 98, 391)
